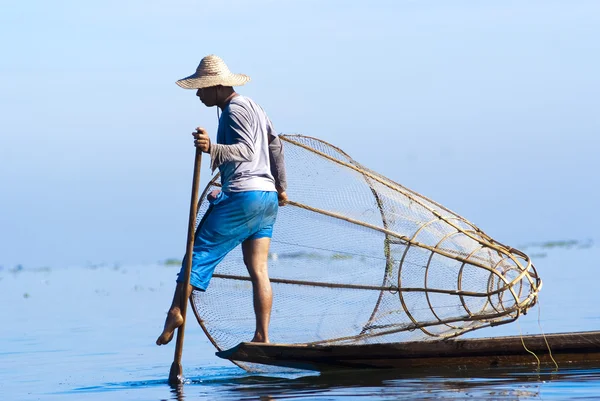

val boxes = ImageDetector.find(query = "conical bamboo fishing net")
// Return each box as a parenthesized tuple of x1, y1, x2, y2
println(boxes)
(190, 135, 541, 362)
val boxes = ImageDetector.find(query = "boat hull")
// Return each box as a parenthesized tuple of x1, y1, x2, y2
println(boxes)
(216, 331, 600, 372)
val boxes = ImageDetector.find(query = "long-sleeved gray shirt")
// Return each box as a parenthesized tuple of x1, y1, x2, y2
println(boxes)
(209, 95, 287, 193)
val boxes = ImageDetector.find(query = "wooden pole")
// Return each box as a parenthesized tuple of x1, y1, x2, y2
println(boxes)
(169, 148, 202, 386)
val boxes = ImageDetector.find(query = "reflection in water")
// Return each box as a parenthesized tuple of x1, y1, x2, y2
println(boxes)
(75, 363, 600, 400)
(175, 364, 600, 400)
(209, 369, 540, 400)
(170, 384, 185, 401)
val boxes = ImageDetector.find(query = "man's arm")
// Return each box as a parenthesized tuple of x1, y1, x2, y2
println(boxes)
(208, 107, 255, 172)
(268, 134, 287, 193)
(267, 118, 288, 205)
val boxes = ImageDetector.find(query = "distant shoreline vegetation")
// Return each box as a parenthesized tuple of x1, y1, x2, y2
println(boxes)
(518, 238, 593, 251)
(513, 238, 594, 260)
(156, 239, 594, 265)
(162, 258, 182, 266)
(3, 238, 594, 272)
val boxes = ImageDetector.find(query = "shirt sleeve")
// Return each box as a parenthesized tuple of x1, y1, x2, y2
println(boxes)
(267, 119, 288, 191)
(209, 105, 255, 172)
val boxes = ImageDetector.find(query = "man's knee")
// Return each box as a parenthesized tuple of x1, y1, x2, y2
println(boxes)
(247, 263, 269, 281)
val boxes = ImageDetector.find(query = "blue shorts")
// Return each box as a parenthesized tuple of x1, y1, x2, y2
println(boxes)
(177, 190, 278, 290)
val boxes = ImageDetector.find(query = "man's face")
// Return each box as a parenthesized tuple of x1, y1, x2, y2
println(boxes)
(196, 86, 218, 107)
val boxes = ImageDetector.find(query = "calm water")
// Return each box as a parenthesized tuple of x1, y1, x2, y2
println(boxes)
(1, 242, 599, 400)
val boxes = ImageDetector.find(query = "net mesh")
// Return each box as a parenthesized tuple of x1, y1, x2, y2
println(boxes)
(190, 135, 541, 366)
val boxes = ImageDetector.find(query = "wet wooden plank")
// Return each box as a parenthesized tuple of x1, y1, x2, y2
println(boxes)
(215, 331, 600, 371)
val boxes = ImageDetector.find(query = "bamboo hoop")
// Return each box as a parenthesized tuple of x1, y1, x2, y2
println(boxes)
(457, 244, 487, 317)
(423, 230, 476, 332)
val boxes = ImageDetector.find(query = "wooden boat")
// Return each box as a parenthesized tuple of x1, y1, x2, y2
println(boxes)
(216, 330, 600, 372)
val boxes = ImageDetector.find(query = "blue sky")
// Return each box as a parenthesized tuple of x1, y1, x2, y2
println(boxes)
(1, 0, 598, 268)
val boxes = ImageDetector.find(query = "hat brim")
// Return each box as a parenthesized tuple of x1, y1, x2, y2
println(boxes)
(176, 72, 250, 89)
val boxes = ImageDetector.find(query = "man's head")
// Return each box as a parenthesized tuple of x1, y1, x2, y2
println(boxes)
(176, 55, 250, 100)
(196, 85, 235, 107)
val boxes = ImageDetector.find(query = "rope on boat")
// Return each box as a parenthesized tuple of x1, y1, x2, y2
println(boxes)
(537, 302, 559, 371)
(518, 322, 541, 370)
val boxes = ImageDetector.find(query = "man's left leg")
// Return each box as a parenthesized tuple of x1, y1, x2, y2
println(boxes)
(242, 237, 273, 343)
(156, 282, 192, 345)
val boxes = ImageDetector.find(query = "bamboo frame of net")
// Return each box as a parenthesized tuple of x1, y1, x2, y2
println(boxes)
(190, 134, 541, 347)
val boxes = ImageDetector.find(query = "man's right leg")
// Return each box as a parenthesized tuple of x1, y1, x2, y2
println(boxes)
(242, 237, 273, 343)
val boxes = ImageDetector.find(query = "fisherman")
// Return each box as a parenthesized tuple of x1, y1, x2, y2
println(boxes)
(156, 55, 287, 345)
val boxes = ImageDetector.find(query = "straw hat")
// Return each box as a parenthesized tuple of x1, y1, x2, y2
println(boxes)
(176, 55, 250, 89)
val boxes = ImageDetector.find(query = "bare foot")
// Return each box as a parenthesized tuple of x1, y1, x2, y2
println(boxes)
(156, 309, 184, 345)
(250, 333, 270, 343)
